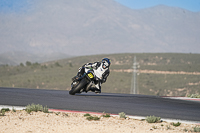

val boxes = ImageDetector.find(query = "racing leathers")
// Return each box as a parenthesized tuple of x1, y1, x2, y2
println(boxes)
(73, 61, 110, 93)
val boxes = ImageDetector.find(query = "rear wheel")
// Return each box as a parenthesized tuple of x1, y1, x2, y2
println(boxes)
(69, 79, 87, 95)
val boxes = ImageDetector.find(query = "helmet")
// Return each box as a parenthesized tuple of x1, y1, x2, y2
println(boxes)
(102, 58, 111, 69)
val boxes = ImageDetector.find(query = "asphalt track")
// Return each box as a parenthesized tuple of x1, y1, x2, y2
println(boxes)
(0, 87, 200, 122)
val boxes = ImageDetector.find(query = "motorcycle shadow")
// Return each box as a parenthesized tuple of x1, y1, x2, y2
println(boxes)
(71, 92, 138, 98)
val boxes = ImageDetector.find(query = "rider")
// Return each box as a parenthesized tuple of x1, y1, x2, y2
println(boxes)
(72, 58, 111, 93)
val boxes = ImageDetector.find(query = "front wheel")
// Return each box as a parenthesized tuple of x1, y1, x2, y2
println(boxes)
(69, 79, 87, 95)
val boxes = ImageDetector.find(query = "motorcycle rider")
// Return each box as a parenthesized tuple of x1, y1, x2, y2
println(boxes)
(72, 58, 111, 93)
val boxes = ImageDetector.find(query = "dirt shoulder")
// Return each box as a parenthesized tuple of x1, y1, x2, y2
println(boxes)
(112, 69, 200, 75)
(0, 110, 199, 133)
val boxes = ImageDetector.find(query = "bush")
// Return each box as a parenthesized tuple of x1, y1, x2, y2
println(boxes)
(193, 126, 200, 132)
(55, 62, 62, 67)
(172, 122, 181, 127)
(84, 113, 100, 121)
(20, 63, 24, 67)
(25, 103, 49, 113)
(146, 115, 161, 123)
(166, 125, 171, 130)
(119, 112, 126, 119)
(0, 108, 10, 116)
(86, 116, 100, 121)
(26, 61, 32, 66)
(55, 112, 60, 115)
(12, 107, 16, 112)
(84, 113, 91, 117)
(1, 108, 10, 112)
(188, 94, 200, 98)
(103, 113, 111, 118)
(43, 106, 49, 113)
(0, 110, 5, 116)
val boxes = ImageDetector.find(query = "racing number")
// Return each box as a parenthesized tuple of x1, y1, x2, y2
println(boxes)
(87, 73, 94, 78)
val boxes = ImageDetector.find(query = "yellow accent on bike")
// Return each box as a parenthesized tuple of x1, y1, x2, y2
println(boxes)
(87, 73, 94, 78)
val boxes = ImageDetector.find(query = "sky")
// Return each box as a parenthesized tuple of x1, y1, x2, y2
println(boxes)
(115, 0, 200, 12)
(0, 0, 200, 13)
(0, 0, 33, 13)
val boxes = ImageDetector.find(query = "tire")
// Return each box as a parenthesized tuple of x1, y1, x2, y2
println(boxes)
(69, 79, 87, 95)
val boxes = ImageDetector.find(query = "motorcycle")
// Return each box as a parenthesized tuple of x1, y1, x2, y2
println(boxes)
(69, 70, 99, 95)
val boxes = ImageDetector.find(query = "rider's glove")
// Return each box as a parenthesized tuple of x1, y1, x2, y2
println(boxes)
(91, 63, 96, 67)
(85, 63, 97, 69)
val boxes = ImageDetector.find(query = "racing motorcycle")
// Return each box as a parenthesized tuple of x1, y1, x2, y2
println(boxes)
(69, 70, 98, 95)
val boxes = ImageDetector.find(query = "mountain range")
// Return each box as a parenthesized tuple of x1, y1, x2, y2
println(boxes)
(0, 0, 200, 65)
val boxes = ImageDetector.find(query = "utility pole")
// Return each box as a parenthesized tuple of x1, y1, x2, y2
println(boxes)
(131, 56, 139, 94)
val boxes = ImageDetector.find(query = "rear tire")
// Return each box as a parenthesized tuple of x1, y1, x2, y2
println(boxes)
(69, 79, 87, 95)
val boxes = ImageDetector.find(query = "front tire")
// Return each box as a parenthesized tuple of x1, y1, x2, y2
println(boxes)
(69, 79, 87, 95)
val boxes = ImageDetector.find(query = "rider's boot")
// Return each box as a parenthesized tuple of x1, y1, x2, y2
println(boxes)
(95, 89, 101, 94)
(90, 87, 101, 94)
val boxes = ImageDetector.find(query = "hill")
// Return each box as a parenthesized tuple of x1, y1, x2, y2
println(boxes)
(0, 0, 200, 65)
(0, 51, 71, 65)
(0, 53, 200, 96)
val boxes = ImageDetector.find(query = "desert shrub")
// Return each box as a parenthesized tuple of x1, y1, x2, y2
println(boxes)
(64, 113, 68, 117)
(0, 110, 5, 116)
(25, 103, 49, 113)
(166, 125, 171, 130)
(84, 113, 100, 121)
(20, 63, 24, 67)
(146, 115, 161, 123)
(193, 126, 200, 132)
(183, 128, 188, 132)
(26, 103, 43, 113)
(188, 94, 200, 98)
(43, 106, 49, 113)
(119, 112, 126, 119)
(12, 107, 16, 112)
(84, 113, 91, 117)
(41, 65, 48, 69)
(55, 112, 60, 115)
(93, 116, 100, 120)
(152, 125, 157, 129)
(103, 113, 111, 118)
(1, 108, 10, 112)
(0, 108, 10, 116)
(86, 116, 100, 121)
(26, 61, 32, 66)
(55, 62, 62, 67)
(86, 116, 94, 120)
(172, 122, 181, 127)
